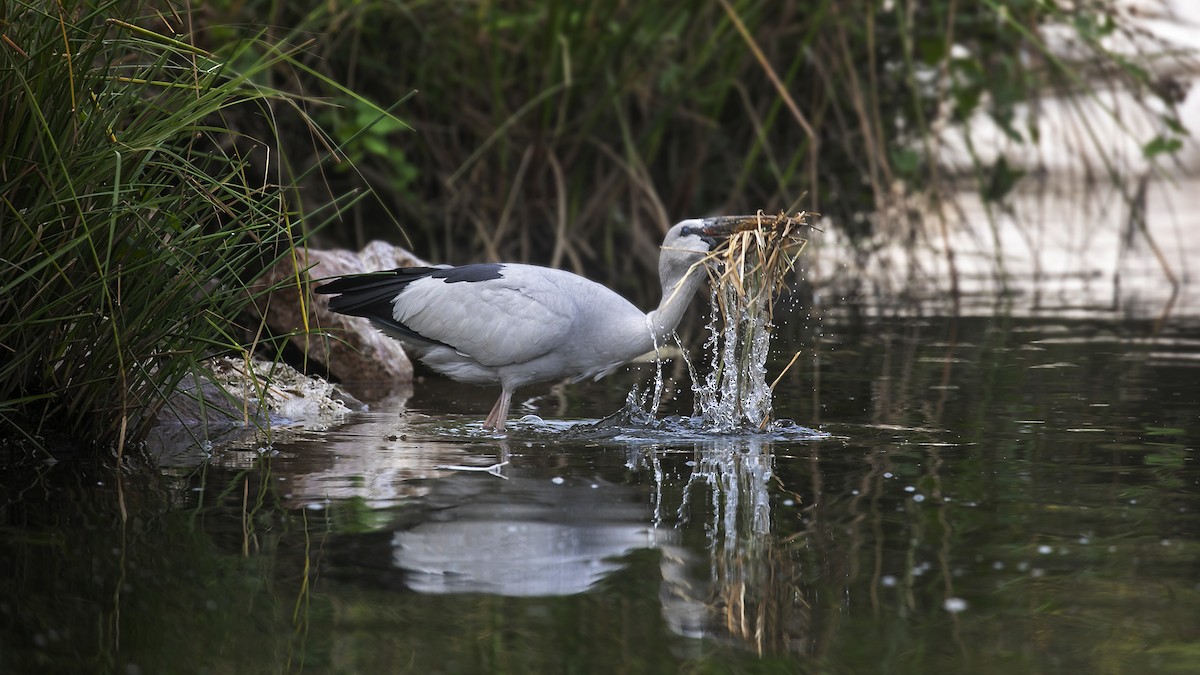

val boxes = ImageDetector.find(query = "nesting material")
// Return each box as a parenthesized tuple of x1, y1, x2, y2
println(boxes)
(695, 211, 814, 430)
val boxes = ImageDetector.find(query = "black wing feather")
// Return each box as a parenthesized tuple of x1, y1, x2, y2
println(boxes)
(315, 264, 508, 349)
(315, 267, 449, 347)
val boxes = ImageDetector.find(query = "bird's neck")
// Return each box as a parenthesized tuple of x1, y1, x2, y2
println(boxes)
(645, 261, 707, 344)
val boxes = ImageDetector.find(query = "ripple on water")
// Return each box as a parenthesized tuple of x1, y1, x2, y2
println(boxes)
(406, 410, 830, 444)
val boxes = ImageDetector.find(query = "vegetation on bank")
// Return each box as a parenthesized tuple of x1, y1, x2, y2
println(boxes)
(0, 0, 1189, 451)
(0, 0, 363, 450)
(202, 0, 1191, 299)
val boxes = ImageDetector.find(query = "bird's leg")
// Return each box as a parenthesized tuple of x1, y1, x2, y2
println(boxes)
(482, 388, 512, 432)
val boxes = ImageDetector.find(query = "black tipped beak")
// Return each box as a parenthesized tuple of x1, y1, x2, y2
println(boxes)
(697, 215, 764, 237)
(681, 215, 765, 246)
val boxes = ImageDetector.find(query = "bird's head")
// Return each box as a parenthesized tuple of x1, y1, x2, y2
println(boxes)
(666, 219, 716, 253)
(658, 216, 752, 286)
(666, 215, 767, 255)
(661, 215, 779, 285)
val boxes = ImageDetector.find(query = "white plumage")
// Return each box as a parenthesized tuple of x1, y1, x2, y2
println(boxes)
(317, 219, 727, 431)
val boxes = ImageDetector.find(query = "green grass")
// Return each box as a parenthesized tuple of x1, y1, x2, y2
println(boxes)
(0, 0, 364, 451)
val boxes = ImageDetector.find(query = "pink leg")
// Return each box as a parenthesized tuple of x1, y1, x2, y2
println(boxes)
(482, 388, 512, 432)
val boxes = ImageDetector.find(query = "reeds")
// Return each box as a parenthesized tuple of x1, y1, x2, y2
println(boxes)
(695, 212, 813, 430)
(0, 1, 358, 451)
(191, 1, 1190, 308)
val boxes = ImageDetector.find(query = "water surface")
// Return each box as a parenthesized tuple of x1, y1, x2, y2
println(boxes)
(3, 309, 1199, 673)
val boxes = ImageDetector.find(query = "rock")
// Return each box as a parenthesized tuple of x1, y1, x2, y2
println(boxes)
(204, 355, 365, 422)
(147, 356, 368, 464)
(256, 241, 427, 391)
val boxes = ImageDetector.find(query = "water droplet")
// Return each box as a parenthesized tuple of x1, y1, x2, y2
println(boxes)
(551, 476, 565, 485)
(880, 575, 897, 587)
(912, 494, 926, 503)
(1037, 544, 1052, 555)
(943, 597, 968, 613)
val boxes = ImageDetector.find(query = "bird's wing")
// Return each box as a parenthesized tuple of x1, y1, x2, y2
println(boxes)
(394, 266, 580, 367)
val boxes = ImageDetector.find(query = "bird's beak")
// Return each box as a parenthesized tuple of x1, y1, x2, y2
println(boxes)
(692, 215, 767, 238)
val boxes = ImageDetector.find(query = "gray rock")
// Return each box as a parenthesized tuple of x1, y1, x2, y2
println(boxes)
(147, 356, 366, 464)
(256, 241, 426, 390)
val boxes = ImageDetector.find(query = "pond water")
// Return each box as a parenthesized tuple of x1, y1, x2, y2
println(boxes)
(3, 303, 1199, 674)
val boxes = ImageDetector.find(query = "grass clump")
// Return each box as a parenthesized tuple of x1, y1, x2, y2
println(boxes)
(0, 1, 358, 453)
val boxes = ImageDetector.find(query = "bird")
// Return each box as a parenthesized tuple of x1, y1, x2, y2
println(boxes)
(315, 218, 743, 432)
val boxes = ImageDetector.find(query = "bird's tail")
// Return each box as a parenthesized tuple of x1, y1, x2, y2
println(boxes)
(315, 268, 439, 319)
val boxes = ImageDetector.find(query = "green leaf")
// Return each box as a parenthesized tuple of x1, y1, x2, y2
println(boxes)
(890, 147, 921, 176)
(1144, 426, 1186, 436)
(1143, 135, 1183, 158)
(1145, 447, 1187, 468)
(362, 134, 389, 157)
(917, 37, 947, 65)
(1163, 116, 1188, 135)
(984, 156, 1025, 202)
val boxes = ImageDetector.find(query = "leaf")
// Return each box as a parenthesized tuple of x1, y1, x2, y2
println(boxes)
(362, 134, 389, 157)
(890, 147, 921, 176)
(1163, 116, 1188, 135)
(1144, 426, 1186, 437)
(1145, 447, 1186, 468)
(983, 156, 1025, 202)
(952, 85, 982, 121)
(1143, 135, 1183, 158)
(917, 37, 947, 65)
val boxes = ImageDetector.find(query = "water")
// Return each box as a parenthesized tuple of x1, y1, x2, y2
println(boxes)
(693, 283, 778, 431)
(3, 309, 1199, 673)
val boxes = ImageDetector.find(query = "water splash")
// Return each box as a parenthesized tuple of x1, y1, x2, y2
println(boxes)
(692, 268, 779, 431)
(583, 394, 826, 443)
(647, 323, 668, 419)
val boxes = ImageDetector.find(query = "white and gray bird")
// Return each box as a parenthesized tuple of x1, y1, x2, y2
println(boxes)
(316, 218, 744, 432)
